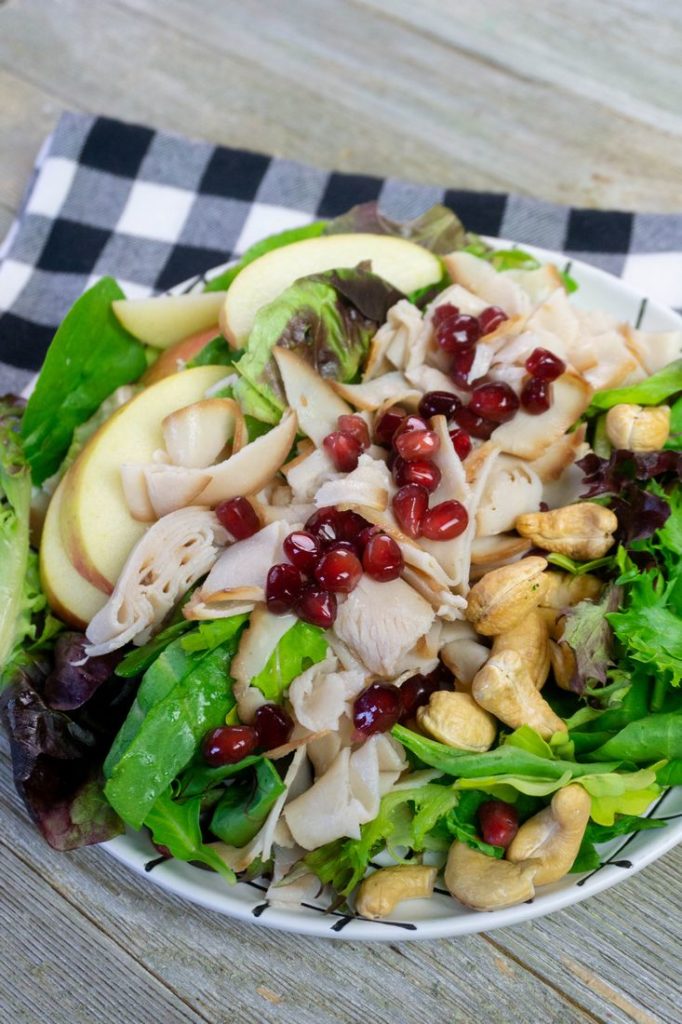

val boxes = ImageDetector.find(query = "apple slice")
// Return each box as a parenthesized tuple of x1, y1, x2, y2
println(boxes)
(162, 398, 246, 467)
(220, 234, 442, 346)
(40, 478, 108, 628)
(60, 365, 227, 593)
(142, 327, 220, 385)
(113, 292, 226, 349)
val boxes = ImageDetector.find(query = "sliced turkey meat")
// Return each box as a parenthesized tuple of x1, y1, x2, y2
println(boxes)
(334, 574, 436, 677)
(84, 508, 225, 656)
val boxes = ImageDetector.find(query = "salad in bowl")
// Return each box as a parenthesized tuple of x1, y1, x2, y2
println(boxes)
(2, 202, 681, 931)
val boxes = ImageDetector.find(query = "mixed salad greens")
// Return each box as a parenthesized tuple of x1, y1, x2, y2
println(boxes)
(1, 202, 681, 921)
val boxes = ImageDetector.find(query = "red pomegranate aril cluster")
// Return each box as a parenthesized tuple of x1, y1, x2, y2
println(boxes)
(283, 530, 320, 572)
(421, 500, 469, 541)
(266, 563, 304, 614)
(521, 376, 551, 415)
(254, 703, 294, 750)
(394, 428, 440, 461)
(353, 682, 402, 738)
(202, 725, 259, 767)
(337, 414, 371, 450)
(449, 428, 472, 460)
(477, 799, 519, 849)
(525, 347, 566, 381)
(395, 457, 442, 493)
(468, 381, 520, 424)
(323, 430, 362, 472)
(305, 506, 343, 546)
(295, 585, 337, 628)
(375, 406, 407, 446)
(362, 532, 403, 581)
(478, 305, 508, 335)
(392, 483, 429, 538)
(215, 496, 261, 540)
(451, 347, 475, 389)
(453, 406, 496, 440)
(418, 390, 461, 420)
(399, 672, 440, 720)
(314, 544, 363, 593)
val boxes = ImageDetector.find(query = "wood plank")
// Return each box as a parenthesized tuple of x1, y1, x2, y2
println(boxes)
(0, 0, 680, 210)
(0, 840, 206, 1024)
(0, 745, 598, 1024)
(0, 69, 68, 213)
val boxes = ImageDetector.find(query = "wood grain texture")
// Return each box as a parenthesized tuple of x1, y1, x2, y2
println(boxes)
(1, 1, 682, 1020)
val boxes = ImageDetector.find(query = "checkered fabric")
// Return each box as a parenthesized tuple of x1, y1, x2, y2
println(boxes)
(2, 111, 682, 394)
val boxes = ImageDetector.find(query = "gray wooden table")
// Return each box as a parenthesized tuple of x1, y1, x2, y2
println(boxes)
(1, 2, 681, 1021)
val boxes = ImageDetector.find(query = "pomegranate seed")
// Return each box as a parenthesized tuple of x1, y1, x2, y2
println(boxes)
(283, 530, 320, 573)
(337, 414, 370, 450)
(215, 496, 261, 540)
(305, 507, 342, 546)
(395, 458, 442, 493)
(418, 390, 461, 421)
(421, 500, 469, 541)
(393, 414, 429, 438)
(323, 430, 362, 472)
(295, 585, 337, 628)
(374, 406, 407, 446)
(338, 510, 371, 545)
(478, 800, 519, 849)
(432, 302, 459, 327)
(525, 347, 566, 381)
(202, 725, 258, 767)
(357, 524, 382, 550)
(453, 406, 496, 440)
(395, 428, 440, 461)
(399, 673, 440, 720)
(449, 428, 472, 460)
(254, 703, 294, 750)
(478, 305, 508, 335)
(392, 484, 429, 538)
(362, 532, 404, 581)
(450, 347, 475, 389)
(469, 382, 520, 424)
(521, 376, 551, 414)
(353, 683, 402, 737)
(266, 563, 304, 614)
(436, 313, 481, 352)
(314, 544, 363, 593)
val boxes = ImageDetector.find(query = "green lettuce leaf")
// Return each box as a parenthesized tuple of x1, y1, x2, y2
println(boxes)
(608, 568, 682, 688)
(304, 780, 458, 897)
(203, 222, 328, 293)
(571, 813, 666, 873)
(251, 620, 328, 703)
(175, 753, 262, 800)
(144, 787, 236, 882)
(587, 357, 682, 413)
(186, 335, 239, 368)
(0, 398, 35, 673)
(558, 585, 621, 694)
(209, 758, 285, 847)
(234, 265, 403, 414)
(104, 616, 248, 829)
(588, 712, 682, 762)
(21, 278, 147, 484)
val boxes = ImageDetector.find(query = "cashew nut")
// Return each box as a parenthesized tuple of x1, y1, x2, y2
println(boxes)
(417, 691, 497, 751)
(465, 556, 548, 636)
(515, 503, 618, 560)
(605, 403, 670, 452)
(506, 784, 591, 884)
(471, 649, 567, 738)
(444, 840, 537, 911)
(491, 609, 550, 690)
(355, 865, 437, 919)
(540, 571, 603, 612)
(548, 637, 578, 691)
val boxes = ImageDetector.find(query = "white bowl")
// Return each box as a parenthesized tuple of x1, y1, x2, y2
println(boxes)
(104, 239, 682, 941)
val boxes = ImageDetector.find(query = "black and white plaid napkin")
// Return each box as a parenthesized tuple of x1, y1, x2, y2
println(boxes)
(2, 111, 682, 394)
